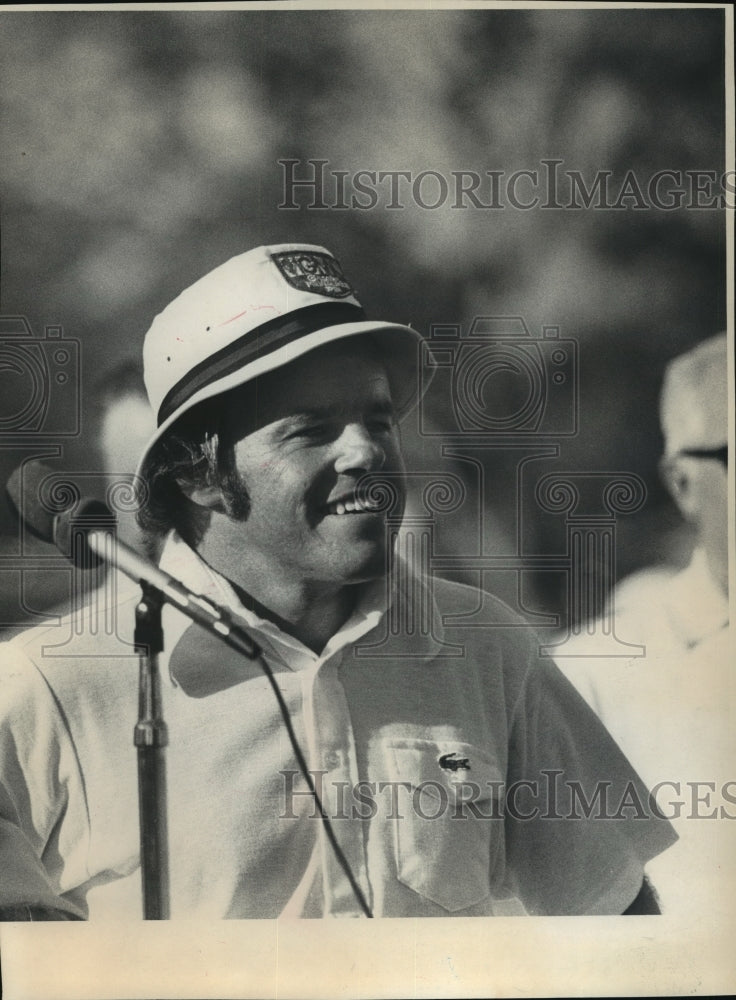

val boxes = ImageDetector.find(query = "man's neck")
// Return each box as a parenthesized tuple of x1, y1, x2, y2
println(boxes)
(195, 531, 359, 655)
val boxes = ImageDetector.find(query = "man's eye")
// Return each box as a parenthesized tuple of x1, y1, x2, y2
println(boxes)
(294, 423, 331, 439)
(368, 417, 395, 433)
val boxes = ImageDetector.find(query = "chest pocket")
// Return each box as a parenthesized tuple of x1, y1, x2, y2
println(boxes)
(383, 738, 504, 912)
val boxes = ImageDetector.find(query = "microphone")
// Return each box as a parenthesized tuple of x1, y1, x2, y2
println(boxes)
(6, 460, 116, 569)
(6, 460, 261, 659)
(6, 463, 371, 916)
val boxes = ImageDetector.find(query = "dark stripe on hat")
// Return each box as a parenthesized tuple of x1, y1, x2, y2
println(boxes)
(157, 302, 366, 426)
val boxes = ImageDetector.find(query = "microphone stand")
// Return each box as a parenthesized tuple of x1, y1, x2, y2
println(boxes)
(76, 514, 262, 921)
(133, 583, 169, 920)
(68, 502, 372, 920)
(11, 475, 371, 918)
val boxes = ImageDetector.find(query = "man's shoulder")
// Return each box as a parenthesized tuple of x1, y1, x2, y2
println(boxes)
(426, 573, 540, 682)
(3, 576, 141, 672)
(430, 573, 530, 627)
(2, 585, 141, 739)
(611, 565, 680, 629)
(613, 565, 679, 605)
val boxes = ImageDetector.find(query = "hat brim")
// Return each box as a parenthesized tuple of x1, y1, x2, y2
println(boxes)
(135, 320, 427, 480)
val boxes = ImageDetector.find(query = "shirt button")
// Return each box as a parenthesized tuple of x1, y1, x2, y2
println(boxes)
(324, 750, 341, 770)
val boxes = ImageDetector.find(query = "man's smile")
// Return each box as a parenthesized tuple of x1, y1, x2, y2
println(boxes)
(322, 492, 385, 516)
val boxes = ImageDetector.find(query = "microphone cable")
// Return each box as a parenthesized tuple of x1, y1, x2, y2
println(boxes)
(6, 461, 374, 918)
(247, 644, 373, 918)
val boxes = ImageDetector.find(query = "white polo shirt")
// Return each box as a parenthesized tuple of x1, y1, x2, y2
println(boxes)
(557, 550, 733, 915)
(0, 534, 676, 919)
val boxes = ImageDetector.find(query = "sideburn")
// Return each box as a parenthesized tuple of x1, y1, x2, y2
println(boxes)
(216, 437, 251, 521)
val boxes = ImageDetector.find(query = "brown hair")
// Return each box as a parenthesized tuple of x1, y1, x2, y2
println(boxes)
(136, 392, 251, 548)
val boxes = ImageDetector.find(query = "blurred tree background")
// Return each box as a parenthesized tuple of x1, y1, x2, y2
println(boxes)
(0, 7, 728, 630)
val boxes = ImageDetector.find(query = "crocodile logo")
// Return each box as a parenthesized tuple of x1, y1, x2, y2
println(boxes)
(438, 752, 471, 773)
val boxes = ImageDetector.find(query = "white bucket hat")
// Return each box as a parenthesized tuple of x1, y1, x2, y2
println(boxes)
(137, 244, 426, 477)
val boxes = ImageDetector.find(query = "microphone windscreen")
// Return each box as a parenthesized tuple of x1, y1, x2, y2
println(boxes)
(5, 460, 58, 543)
(6, 461, 118, 568)
(55, 499, 117, 569)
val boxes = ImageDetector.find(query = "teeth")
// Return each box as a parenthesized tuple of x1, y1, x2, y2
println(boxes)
(325, 495, 383, 515)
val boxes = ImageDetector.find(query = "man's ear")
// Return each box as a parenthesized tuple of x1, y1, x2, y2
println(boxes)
(176, 478, 225, 512)
(659, 455, 698, 520)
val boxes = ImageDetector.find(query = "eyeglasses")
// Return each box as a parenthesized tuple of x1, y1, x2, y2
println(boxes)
(678, 445, 728, 467)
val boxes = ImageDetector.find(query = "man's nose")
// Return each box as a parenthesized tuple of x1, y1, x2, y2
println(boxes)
(333, 423, 386, 474)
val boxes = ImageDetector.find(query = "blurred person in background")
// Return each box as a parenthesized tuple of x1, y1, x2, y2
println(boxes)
(95, 360, 159, 557)
(1, 361, 156, 639)
(559, 332, 732, 916)
(0, 244, 676, 920)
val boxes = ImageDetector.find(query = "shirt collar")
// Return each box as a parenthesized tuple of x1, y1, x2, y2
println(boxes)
(159, 533, 446, 689)
(667, 547, 729, 648)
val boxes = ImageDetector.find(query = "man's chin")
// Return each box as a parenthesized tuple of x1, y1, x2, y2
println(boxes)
(329, 546, 391, 586)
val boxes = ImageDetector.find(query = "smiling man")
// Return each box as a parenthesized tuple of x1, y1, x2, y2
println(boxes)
(0, 244, 676, 919)
(159, 340, 405, 653)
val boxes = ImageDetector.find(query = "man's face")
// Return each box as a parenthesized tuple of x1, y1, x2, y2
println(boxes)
(690, 456, 729, 595)
(222, 339, 405, 590)
(667, 451, 729, 595)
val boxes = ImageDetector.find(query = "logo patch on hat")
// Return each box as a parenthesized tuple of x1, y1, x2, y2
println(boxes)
(271, 250, 354, 298)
